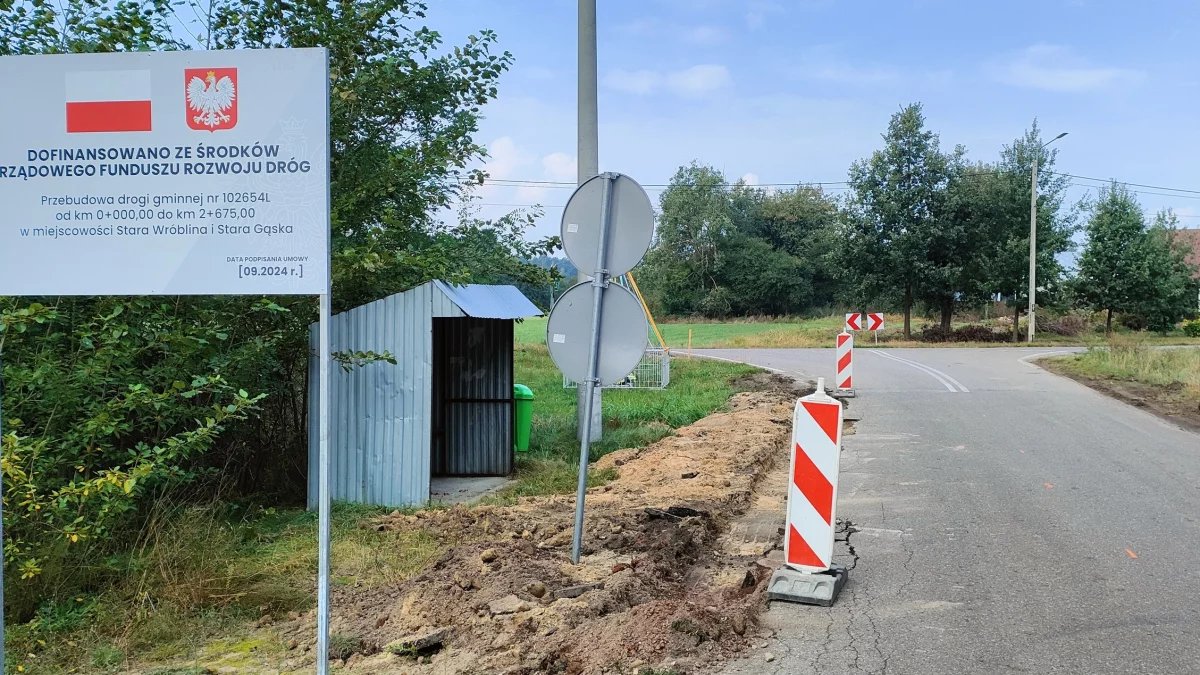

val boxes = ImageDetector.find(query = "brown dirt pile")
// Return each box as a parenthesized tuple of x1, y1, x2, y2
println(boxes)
(275, 387, 800, 675)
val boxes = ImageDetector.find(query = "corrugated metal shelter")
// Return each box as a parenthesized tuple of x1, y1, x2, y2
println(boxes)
(307, 281, 542, 508)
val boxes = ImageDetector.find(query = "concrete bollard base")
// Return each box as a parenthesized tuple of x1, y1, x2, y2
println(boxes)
(766, 563, 849, 607)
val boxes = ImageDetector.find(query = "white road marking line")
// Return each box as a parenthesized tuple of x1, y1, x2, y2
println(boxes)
(890, 353, 971, 392)
(687, 352, 786, 374)
(1018, 350, 1078, 368)
(870, 350, 967, 392)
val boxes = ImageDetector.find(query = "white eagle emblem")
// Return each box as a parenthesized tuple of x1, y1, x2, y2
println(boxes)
(186, 71, 236, 129)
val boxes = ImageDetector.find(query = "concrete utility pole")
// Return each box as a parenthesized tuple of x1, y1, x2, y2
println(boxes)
(577, 0, 602, 441)
(1028, 131, 1067, 343)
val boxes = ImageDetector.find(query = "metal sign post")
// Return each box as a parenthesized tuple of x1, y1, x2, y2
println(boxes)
(316, 293, 332, 675)
(548, 171, 654, 565)
(571, 173, 613, 564)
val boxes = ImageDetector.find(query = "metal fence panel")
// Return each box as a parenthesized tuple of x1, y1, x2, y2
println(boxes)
(564, 347, 670, 390)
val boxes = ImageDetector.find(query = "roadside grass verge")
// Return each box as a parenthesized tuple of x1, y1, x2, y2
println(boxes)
(7, 503, 440, 674)
(1049, 340, 1200, 397)
(502, 344, 760, 500)
(1044, 339, 1200, 430)
(515, 315, 1200, 349)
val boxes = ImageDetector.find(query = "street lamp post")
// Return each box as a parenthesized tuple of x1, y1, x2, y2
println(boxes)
(1028, 131, 1068, 343)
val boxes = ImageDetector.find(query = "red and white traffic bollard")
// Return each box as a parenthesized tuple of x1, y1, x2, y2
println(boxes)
(768, 377, 849, 606)
(836, 331, 854, 397)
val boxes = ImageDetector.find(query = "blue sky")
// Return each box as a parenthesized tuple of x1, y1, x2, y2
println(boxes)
(423, 0, 1200, 240)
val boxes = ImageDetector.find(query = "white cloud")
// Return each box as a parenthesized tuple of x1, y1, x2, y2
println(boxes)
(542, 152, 577, 182)
(603, 65, 731, 97)
(667, 64, 732, 97)
(990, 44, 1143, 92)
(740, 172, 760, 186)
(603, 69, 663, 95)
(746, 2, 785, 29)
(513, 152, 578, 203)
(483, 137, 534, 181)
(681, 25, 727, 45)
(618, 18, 658, 36)
(810, 63, 901, 86)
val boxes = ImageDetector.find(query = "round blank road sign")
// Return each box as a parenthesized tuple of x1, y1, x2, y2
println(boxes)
(546, 281, 649, 386)
(561, 173, 654, 278)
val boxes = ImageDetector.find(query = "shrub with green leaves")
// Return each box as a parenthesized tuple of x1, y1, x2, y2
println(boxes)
(0, 298, 275, 615)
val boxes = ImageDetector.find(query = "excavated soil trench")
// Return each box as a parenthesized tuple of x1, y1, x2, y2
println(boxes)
(265, 374, 832, 675)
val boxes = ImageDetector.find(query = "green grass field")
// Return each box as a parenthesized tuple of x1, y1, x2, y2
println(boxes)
(516, 315, 1200, 349)
(502, 343, 759, 499)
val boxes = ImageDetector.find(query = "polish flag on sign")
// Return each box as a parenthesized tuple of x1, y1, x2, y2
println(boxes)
(65, 70, 153, 133)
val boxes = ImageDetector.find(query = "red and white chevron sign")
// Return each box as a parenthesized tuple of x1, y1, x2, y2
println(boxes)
(785, 387, 844, 573)
(867, 313, 884, 331)
(836, 332, 853, 391)
(844, 313, 862, 331)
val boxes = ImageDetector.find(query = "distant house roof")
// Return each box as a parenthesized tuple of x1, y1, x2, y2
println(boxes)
(433, 280, 543, 319)
(1173, 228, 1200, 279)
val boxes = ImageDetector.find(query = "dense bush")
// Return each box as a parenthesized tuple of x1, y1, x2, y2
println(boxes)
(954, 325, 1011, 342)
(1183, 319, 1200, 338)
(1037, 313, 1091, 337)
(920, 324, 1010, 343)
(699, 287, 735, 318)
(919, 324, 955, 343)
(0, 299, 273, 616)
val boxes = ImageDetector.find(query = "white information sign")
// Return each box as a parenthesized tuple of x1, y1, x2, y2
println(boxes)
(0, 48, 330, 296)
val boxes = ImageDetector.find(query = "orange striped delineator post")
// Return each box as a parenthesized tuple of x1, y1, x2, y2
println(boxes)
(835, 331, 855, 397)
(768, 377, 849, 606)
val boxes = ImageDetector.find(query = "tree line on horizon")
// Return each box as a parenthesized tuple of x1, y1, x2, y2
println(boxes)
(612, 104, 1198, 338)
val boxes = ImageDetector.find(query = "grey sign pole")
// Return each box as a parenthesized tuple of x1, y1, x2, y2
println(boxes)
(316, 57, 334, 675)
(571, 172, 615, 564)
(316, 294, 332, 674)
(577, 0, 602, 443)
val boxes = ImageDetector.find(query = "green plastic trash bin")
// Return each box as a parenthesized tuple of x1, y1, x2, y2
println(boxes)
(513, 384, 534, 452)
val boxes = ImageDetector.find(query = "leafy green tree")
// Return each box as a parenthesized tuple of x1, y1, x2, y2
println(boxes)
(1075, 184, 1150, 332)
(640, 164, 841, 317)
(640, 163, 735, 315)
(209, 0, 514, 310)
(746, 186, 841, 309)
(982, 123, 1076, 340)
(717, 235, 812, 316)
(843, 103, 955, 337)
(1132, 211, 1199, 332)
(916, 147, 996, 329)
(0, 0, 183, 54)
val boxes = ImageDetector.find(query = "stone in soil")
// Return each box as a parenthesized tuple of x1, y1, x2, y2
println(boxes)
(386, 626, 450, 654)
(488, 595, 532, 615)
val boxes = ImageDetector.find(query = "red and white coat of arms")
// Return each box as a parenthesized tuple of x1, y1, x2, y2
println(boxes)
(185, 67, 237, 131)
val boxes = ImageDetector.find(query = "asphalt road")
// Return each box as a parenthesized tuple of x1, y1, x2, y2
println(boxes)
(701, 347, 1200, 675)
